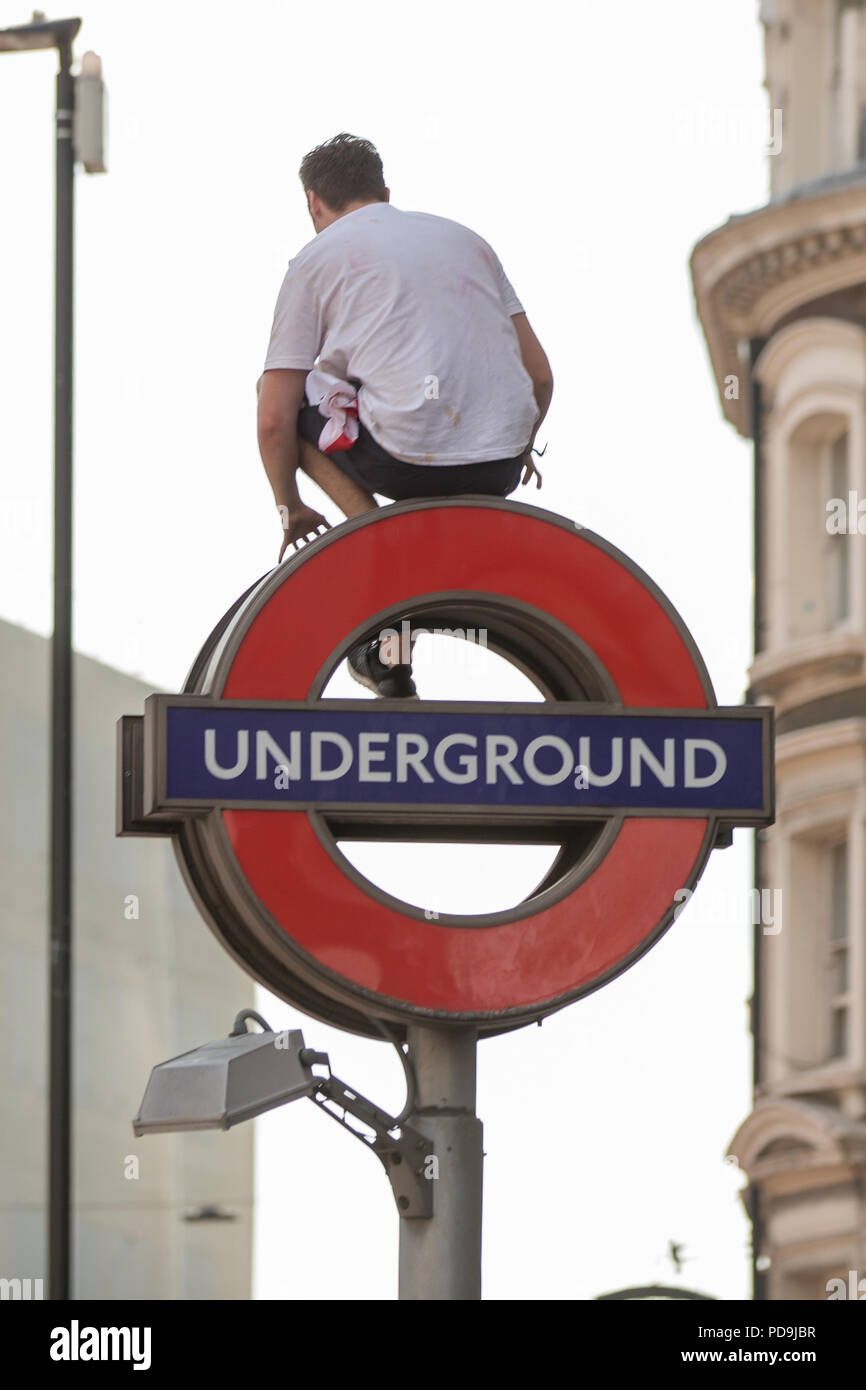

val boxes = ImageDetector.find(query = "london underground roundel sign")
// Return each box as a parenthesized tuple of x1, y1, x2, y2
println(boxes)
(118, 498, 773, 1038)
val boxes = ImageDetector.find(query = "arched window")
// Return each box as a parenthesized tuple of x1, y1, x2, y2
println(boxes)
(784, 819, 851, 1069)
(754, 318, 866, 653)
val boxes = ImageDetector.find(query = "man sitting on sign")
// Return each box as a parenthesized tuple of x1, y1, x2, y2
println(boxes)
(256, 132, 553, 697)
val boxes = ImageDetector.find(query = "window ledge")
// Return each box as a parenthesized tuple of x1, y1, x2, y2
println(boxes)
(761, 1064, 865, 1100)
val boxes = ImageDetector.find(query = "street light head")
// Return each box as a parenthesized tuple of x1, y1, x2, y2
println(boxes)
(0, 15, 81, 53)
(133, 1025, 319, 1136)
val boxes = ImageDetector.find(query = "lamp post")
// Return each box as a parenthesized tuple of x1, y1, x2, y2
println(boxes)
(0, 12, 106, 1301)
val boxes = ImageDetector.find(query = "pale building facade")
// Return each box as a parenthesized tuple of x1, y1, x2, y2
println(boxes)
(0, 619, 254, 1298)
(691, 0, 866, 1300)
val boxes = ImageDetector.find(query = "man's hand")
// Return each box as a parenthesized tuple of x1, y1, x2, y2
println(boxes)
(519, 453, 543, 489)
(278, 502, 331, 560)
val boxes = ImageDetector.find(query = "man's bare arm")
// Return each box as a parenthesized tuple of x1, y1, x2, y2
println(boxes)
(511, 312, 553, 485)
(257, 368, 329, 558)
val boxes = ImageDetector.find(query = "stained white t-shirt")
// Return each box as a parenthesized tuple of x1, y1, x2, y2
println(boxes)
(263, 202, 538, 466)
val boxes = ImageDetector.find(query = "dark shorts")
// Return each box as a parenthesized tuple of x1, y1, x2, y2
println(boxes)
(297, 404, 525, 501)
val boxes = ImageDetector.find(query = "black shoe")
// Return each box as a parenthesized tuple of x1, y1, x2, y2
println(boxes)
(347, 636, 418, 698)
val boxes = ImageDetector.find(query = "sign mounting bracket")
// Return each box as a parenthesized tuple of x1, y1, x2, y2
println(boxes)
(309, 1072, 434, 1219)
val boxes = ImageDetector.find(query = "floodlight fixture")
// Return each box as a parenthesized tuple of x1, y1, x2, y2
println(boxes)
(134, 1011, 435, 1218)
(133, 1016, 318, 1135)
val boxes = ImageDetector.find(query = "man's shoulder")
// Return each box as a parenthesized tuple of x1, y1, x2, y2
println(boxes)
(283, 229, 326, 275)
(391, 205, 488, 245)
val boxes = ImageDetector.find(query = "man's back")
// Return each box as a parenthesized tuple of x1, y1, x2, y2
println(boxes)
(264, 202, 538, 466)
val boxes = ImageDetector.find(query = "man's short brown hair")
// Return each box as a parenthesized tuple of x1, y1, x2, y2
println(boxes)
(299, 132, 388, 212)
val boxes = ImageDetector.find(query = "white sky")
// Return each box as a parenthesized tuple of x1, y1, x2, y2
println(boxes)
(0, 0, 771, 1299)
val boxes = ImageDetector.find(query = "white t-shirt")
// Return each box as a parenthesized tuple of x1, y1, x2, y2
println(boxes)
(263, 202, 538, 466)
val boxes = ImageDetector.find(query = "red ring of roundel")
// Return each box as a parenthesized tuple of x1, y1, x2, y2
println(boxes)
(220, 503, 709, 1017)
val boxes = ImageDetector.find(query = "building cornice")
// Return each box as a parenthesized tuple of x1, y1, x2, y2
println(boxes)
(691, 174, 866, 437)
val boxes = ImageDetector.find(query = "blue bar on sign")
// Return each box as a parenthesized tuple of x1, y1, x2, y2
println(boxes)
(162, 705, 767, 813)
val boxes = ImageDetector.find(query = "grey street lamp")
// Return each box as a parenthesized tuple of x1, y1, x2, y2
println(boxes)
(135, 1013, 435, 1220)
(134, 1025, 320, 1134)
(0, 10, 106, 1303)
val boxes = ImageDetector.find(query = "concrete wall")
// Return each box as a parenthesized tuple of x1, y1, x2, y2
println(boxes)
(0, 619, 255, 1298)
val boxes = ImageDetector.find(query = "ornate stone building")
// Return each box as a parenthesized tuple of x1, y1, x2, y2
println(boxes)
(692, 0, 866, 1301)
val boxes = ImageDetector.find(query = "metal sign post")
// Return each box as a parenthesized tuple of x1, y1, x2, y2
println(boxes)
(118, 498, 775, 1299)
(398, 1027, 482, 1301)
